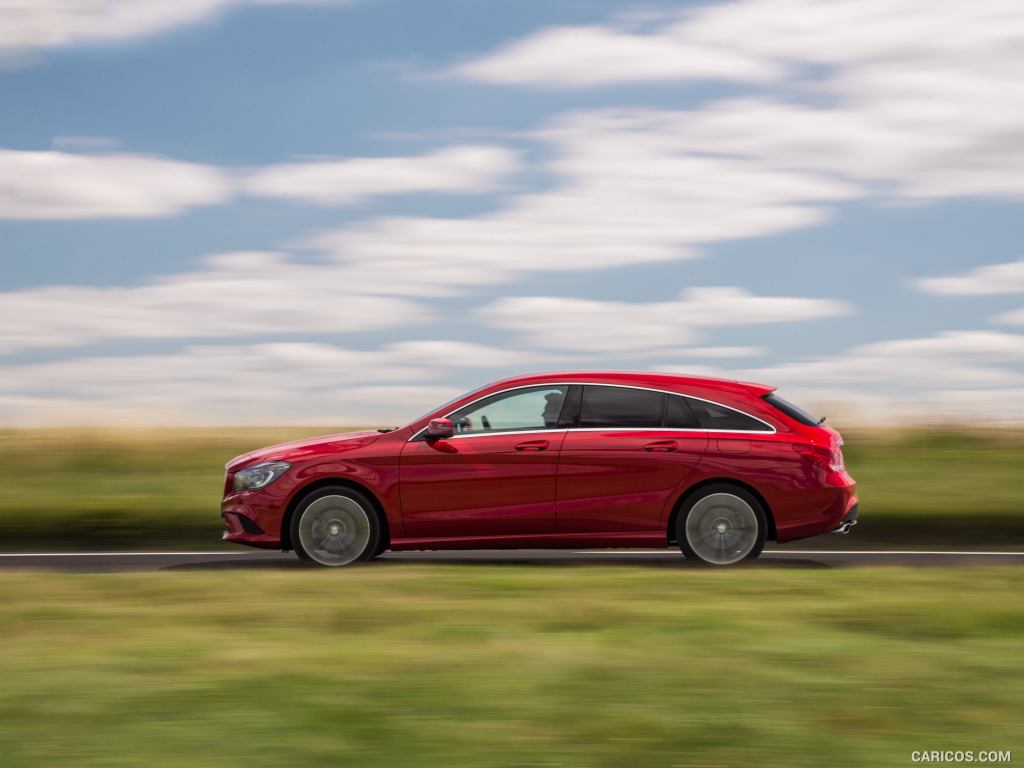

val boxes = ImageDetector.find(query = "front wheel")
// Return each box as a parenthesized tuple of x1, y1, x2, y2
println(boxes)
(291, 487, 381, 567)
(676, 484, 766, 566)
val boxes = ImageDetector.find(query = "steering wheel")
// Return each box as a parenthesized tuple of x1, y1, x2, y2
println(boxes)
(481, 415, 491, 431)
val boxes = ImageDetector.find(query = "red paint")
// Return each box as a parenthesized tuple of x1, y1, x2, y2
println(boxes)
(221, 371, 858, 552)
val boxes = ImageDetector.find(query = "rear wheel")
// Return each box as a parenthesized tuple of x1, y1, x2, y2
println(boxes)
(676, 484, 766, 566)
(291, 487, 381, 567)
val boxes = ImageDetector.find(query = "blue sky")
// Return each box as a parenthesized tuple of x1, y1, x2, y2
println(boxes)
(1, 0, 1023, 425)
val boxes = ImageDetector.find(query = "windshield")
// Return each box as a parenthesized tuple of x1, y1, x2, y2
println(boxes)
(407, 388, 478, 426)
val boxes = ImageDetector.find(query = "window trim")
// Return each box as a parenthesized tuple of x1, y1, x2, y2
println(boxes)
(409, 382, 776, 441)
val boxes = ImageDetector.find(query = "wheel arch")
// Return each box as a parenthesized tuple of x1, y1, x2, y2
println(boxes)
(281, 477, 391, 552)
(667, 477, 777, 544)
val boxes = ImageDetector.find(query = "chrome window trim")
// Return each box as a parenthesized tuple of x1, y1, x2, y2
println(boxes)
(408, 382, 777, 441)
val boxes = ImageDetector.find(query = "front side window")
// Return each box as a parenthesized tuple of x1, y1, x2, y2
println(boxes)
(579, 386, 664, 428)
(447, 386, 568, 435)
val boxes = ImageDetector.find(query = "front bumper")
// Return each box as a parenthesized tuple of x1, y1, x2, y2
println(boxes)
(221, 492, 285, 549)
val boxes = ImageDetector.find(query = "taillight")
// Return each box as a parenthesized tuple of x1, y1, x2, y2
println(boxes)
(792, 443, 844, 472)
(832, 445, 845, 471)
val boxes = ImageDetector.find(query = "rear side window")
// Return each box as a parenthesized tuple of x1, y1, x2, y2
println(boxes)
(579, 386, 664, 428)
(665, 395, 700, 428)
(762, 392, 821, 426)
(686, 398, 772, 432)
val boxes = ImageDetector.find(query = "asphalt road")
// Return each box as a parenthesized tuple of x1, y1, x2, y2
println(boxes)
(0, 548, 1022, 572)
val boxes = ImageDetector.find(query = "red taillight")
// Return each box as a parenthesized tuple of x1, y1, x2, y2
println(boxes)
(792, 443, 844, 472)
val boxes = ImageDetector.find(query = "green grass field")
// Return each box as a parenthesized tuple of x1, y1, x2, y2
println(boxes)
(0, 426, 1021, 550)
(0, 566, 1021, 767)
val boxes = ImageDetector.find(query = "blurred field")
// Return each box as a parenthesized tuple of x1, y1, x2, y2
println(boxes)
(0, 566, 1020, 767)
(0, 427, 1022, 550)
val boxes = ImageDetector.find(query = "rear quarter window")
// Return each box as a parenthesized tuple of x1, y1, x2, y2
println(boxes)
(686, 398, 772, 432)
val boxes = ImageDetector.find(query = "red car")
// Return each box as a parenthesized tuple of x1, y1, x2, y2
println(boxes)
(222, 371, 858, 566)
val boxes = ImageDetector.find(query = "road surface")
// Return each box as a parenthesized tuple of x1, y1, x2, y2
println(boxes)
(0, 548, 1021, 572)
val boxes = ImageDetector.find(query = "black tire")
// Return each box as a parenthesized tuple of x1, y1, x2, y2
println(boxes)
(290, 486, 381, 567)
(675, 483, 767, 566)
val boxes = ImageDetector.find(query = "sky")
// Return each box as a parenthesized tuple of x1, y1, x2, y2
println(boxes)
(1, 0, 1024, 426)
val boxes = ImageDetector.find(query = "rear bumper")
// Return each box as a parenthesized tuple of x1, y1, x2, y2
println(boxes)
(775, 475, 859, 542)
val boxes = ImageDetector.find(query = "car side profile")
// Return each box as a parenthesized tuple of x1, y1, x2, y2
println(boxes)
(222, 371, 858, 566)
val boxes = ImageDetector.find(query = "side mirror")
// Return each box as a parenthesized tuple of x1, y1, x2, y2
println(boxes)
(426, 417, 455, 440)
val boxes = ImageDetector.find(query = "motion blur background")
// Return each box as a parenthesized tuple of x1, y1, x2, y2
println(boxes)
(2, 0, 1024, 427)
(2, 0, 1023, 548)
(1, 2, 1022, 766)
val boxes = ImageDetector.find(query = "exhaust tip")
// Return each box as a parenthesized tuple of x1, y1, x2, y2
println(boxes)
(830, 520, 857, 534)
(830, 504, 859, 534)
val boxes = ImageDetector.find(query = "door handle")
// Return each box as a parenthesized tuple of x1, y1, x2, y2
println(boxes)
(515, 439, 549, 451)
(643, 440, 678, 452)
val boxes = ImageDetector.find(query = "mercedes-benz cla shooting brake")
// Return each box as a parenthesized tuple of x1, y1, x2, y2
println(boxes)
(222, 372, 859, 566)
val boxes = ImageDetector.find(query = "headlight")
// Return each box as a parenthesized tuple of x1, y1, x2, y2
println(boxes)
(233, 461, 291, 491)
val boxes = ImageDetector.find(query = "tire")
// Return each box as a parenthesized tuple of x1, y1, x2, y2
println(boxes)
(290, 486, 381, 567)
(676, 484, 766, 566)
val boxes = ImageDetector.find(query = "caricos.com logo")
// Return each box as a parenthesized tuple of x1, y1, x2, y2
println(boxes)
(912, 751, 1012, 764)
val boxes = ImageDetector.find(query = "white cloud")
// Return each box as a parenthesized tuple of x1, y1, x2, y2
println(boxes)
(457, 0, 1023, 88)
(0, 143, 521, 220)
(244, 145, 520, 205)
(300, 110, 859, 294)
(454, 0, 1024, 201)
(0, 252, 428, 353)
(8, 329, 1021, 426)
(747, 331, 1024, 389)
(382, 340, 540, 368)
(658, 330, 1024, 423)
(914, 258, 1024, 327)
(916, 258, 1024, 296)
(480, 287, 852, 352)
(0, 340, 524, 426)
(453, 23, 778, 86)
(0, 149, 231, 219)
(0, 0, 348, 52)
(999, 308, 1024, 326)
(638, 345, 766, 359)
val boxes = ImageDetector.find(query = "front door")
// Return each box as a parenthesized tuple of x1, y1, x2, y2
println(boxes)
(399, 385, 570, 538)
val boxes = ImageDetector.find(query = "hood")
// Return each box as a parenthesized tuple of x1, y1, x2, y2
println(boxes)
(226, 430, 383, 472)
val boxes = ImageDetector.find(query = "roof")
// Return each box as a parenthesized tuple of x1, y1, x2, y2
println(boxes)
(482, 370, 776, 397)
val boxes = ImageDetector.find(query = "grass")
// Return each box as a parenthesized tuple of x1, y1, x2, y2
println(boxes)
(835, 427, 1024, 546)
(0, 566, 1021, 767)
(0, 426, 1021, 550)
(0, 427, 346, 550)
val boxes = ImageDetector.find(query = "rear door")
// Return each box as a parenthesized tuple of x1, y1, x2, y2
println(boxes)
(399, 385, 570, 538)
(555, 385, 708, 533)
